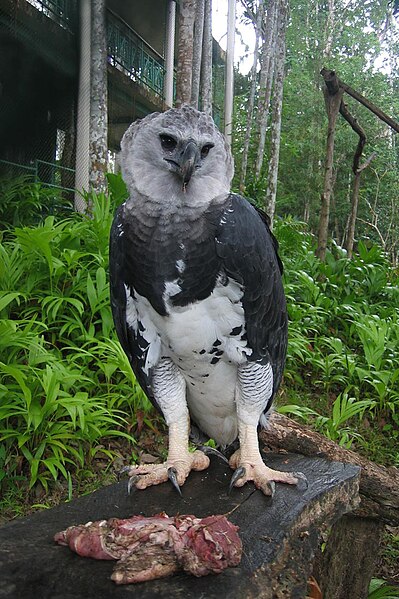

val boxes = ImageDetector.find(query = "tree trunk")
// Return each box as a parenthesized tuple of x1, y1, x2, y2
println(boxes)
(191, 0, 205, 109)
(319, 516, 384, 599)
(338, 100, 377, 259)
(239, 0, 264, 193)
(264, 0, 288, 225)
(175, 0, 196, 107)
(316, 80, 344, 261)
(254, 0, 278, 180)
(261, 412, 399, 525)
(345, 170, 361, 259)
(200, 0, 213, 115)
(323, 0, 335, 60)
(89, 0, 108, 195)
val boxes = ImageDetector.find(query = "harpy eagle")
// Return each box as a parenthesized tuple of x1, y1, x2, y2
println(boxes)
(110, 106, 305, 496)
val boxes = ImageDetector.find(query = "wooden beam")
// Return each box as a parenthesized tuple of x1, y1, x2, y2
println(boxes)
(261, 412, 399, 526)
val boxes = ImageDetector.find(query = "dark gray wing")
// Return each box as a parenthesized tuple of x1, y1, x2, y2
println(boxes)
(215, 193, 288, 398)
(109, 203, 158, 409)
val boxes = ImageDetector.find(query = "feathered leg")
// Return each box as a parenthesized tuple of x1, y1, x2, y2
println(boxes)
(125, 358, 209, 493)
(229, 362, 307, 496)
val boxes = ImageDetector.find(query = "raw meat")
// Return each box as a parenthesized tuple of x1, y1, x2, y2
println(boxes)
(54, 512, 242, 584)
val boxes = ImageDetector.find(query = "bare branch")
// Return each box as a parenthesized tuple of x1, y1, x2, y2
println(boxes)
(321, 68, 399, 133)
(357, 151, 377, 173)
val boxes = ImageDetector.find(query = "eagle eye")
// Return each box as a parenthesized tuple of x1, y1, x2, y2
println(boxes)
(160, 134, 177, 151)
(201, 143, 214, 158)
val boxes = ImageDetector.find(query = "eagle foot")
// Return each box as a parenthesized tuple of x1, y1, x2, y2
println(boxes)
(228, 450, 308, 496)
(123, 450, 210, 495)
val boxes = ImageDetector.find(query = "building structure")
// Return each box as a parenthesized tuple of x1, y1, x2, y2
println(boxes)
(0, 0, 225, 197)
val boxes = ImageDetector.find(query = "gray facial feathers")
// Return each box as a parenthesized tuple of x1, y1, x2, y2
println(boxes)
(120, 105, 234, 209)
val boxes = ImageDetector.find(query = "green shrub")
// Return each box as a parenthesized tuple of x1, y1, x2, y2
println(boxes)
(276, 218, 399, 454)
(0, 182, 145, 492)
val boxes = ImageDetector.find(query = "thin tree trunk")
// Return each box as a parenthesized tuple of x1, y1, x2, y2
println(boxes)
(264, 0, 288, 225)
(323, 0, 335, 60)
(316, 78, 344, 261)
(338, 100, 377, 259)
(176, 0, 196, 107)
(239, 0, 264, 193)
(200, 0, 213, 114)
(191, 0, 205, 108)
(345, 171, 361, 259)
(89, 0, 108, 195)
(254, 0, 278, 180)
(345, 154, 376, 258)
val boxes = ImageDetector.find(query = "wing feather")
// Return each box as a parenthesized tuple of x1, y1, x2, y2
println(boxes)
(109, 203, 159, 409)
(215, 194, 288, 396)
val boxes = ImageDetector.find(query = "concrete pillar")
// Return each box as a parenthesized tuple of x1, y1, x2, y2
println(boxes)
(224, 0, 236, 144)
(74, 0, 91, 212)
(164, 0, 176, 107)
(89, 0, 108, 194)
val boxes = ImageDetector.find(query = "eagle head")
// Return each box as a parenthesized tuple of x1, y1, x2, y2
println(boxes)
(120, 106, 234, 208)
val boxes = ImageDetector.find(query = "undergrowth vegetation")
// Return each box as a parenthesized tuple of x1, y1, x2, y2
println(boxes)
(0, 179, 398, 501)
(275, 218, 399, 462)
(0, 179, 150, 494)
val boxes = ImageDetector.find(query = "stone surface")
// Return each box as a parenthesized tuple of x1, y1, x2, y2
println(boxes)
(0, 453, 360, 599)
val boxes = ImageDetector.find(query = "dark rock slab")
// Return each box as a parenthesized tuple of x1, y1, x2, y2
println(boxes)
(0, 453, 360, 599)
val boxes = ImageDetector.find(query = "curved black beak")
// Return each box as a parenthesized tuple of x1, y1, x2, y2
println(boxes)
(179, 140, 200, 189)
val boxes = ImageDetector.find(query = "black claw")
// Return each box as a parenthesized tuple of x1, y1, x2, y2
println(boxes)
(198, 445, 229, 464)
(168, 467, 183, 497)
(268, 481, 276, 498)
(118, 465, 133, 481)
(228, 466, 246, 494)
(127, 475, 138, 495)
(293, 471, 308, 491)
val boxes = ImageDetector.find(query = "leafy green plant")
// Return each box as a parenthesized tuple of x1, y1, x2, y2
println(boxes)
(0, 182, 146, 493)
(368, 578, 399, 599)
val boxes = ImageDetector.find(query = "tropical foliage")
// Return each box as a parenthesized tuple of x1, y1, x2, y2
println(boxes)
(275, 218, 399, 457)
(233, 0, 399, 262)
(0, 180, 148, 493)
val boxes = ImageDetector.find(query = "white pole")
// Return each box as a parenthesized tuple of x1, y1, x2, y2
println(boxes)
(165, 0, 176, 107)
(224, 0, 236, 144)
(74, 0, 91, 212)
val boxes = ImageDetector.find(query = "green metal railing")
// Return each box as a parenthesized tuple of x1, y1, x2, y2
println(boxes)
(0, 159, 75, 193)
(107, 10, 165, 98)
(26, 0, 78, 34)
(26, 3, 169, 100)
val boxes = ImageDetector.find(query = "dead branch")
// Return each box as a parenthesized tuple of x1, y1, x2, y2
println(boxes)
(261, 412, 399, 526)
(357, 151, 377, 173)
(321, 68, 399, 133)
(339, 101, 366, 173)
